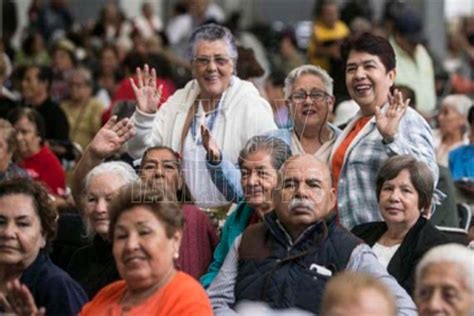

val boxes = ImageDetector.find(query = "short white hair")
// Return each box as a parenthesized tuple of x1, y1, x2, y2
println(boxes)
(442, 94, 472, 119)
(82, 161, 138, 239)
(283, 64, 334, 99)
(84, 161, 138, 191)
(416, 244, 474, 292)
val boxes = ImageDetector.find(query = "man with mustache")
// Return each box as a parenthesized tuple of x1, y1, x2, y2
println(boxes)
(208, 154, 416, 315)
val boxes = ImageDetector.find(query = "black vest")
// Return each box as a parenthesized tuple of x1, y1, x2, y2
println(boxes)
(235, 212, 361, 314)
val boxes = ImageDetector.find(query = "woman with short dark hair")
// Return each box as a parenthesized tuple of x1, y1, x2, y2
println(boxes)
(79, 184, 212, 315)
(0, 178, 87, 315)
(7, 107, 66, 196)
(352, 155, 451, 296)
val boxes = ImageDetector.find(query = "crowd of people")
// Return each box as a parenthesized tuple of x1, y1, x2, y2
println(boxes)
(0, 0, 473, 315)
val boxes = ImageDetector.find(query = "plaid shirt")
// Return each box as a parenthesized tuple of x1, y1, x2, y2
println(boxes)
(330, 106, 438, 229)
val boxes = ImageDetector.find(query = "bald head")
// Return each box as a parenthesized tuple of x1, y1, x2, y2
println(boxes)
(279, 154, 332, 187)
(273, 154, 336, 240)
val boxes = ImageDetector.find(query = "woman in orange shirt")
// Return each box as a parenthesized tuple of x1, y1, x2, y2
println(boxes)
(3, 183, 212, 316)
(79, 184, 212, 316)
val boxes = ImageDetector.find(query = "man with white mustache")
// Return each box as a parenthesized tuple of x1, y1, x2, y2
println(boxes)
(208, 154, 417, 315)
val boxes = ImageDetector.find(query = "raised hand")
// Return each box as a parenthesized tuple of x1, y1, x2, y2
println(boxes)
(375, 89, 410, 139)
(201, 124, 222, 164)
(88, 116, 136, 159)
(130, 64, 163, 114)
(0, 279, 46, 316)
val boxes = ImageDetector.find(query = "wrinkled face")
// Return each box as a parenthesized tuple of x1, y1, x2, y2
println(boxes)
(85, 173, 125, 238)
(274, 157, 336, 236)
(289, 74, 334, 130)
(140, 149, 182, 198)
(326, 289, 395, 316)
(69, 73, 92, 102)
(416, 262, 474, 316)
(379, 169, 422, 228)
(192, 40, 234, 100)
(346, 51, 395, 115)
(14, 116, 41, 158)
(21, 68, 44, 101)
(0, 194, 45, 268)
(113, 206, 181, 291)
(240, 150, 278, 216)
(437, 103, 466, 135)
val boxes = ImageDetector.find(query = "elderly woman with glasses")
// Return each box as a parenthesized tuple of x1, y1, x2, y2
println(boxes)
(203, 64, 340, 168)
(273, 64, 340, 162)
(126, 23, 277, 209)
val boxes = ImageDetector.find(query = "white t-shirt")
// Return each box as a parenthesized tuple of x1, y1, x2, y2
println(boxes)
(372, 242, 401, 269)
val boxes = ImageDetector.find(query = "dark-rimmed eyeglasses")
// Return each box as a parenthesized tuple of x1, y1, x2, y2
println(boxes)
(290, 90, 330, 104)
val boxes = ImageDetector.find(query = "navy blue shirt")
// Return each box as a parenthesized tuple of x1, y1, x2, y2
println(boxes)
(20, 251, 88, 315)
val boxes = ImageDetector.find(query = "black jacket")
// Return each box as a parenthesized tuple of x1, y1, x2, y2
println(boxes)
(351, 216, 451, 296)
(20, 251, 88, 315)
(235, 213, 361, 313)
(67, 235, 119, 299)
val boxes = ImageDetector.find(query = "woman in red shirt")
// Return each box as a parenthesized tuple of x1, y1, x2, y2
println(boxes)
(8, 107, 66, 196)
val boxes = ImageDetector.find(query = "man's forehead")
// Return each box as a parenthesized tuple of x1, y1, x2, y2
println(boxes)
(281, 158, 328, 180)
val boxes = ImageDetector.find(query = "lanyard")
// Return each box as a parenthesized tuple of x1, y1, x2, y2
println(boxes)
(190, 92, 226, 145)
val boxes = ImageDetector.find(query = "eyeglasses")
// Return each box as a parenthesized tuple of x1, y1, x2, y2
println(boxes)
(290, 90, 330, 104)
(193, 55, 232, 67)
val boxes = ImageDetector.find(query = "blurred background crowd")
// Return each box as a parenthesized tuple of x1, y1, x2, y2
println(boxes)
(0, 0, 473, 314)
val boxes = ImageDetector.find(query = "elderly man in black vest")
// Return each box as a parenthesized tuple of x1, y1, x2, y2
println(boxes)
(208, 154, 417, 315)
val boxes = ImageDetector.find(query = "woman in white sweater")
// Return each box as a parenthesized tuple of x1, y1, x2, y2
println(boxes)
(126, 24, 277, 208)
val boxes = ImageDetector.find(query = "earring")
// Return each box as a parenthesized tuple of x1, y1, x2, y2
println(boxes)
(41, 239, 46, 248)
(174, 252, 179, 259)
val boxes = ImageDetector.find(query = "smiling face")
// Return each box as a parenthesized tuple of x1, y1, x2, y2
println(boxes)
(274, 156, 336, 239)
(113, 206, 181, 291)
(345, 51, 396, 115)
(85, 173, 126, 238)
(378, 169, 421, 228)
(416, 262, 474, 316)
(192, 40, 234, 100)
(289, 74, 334, 131)
(240, 150, 278, 216)
(0, 194, 45, 269)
